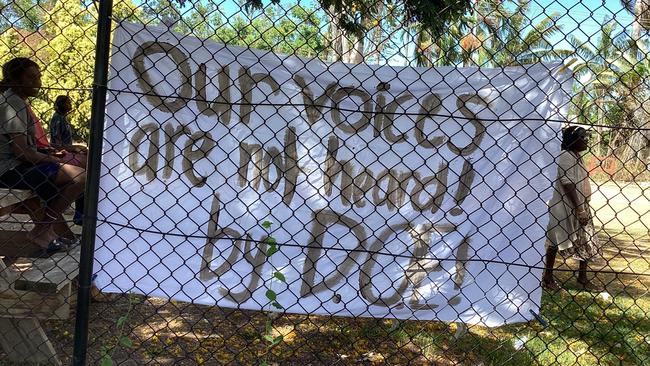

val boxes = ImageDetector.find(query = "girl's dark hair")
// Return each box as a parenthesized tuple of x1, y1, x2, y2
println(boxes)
(54, 95, 71, 113)
(0, 57, 39, 93)
(561, 126, 587, 150)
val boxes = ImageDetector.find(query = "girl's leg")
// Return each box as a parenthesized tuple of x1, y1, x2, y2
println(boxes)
(27, 215, 59, 248)
(577, 260, 595, 290)
(543, 245, 559, 289)
(73, 195, 84, 225)
(29, 164, 86, 246)
(46, 164, 85, 240)
(0, 196, 42, 218)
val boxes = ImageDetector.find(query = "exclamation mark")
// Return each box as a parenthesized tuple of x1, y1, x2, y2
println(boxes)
(451, 157, 474, 216)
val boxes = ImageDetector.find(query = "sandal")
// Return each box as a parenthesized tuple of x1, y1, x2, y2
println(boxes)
(29, 240, 66, 258)
(58, 236, 81, 249)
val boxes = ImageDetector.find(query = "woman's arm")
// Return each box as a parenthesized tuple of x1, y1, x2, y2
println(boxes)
(53, 144, 86, 153)
(8, 133, 61, 164)
(561, 182, 589, 225)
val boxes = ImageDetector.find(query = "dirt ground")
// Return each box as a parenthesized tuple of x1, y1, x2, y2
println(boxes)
(1, 182, 649, 365)
(590, 181, 649, 236)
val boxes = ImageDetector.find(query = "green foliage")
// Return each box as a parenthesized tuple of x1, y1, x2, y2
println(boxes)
(0, 0, 642, 153)
(273, 271, 285, 282)
(0, 0, 55, 31)
(265, 235, 279, 257)
(265, 289, 277, 301)
(99, 293, 139, 366)
(210, 5, 324, 58)
(259, 220, 287, 364)
(468, 0, 568, 66)
(0, 0, 324, 140)
(409, 0, 570, 67)
(565, 17, 650, 157)
(0, 0, 142, 142)
(245, 0, 471, 38)
(37, 0, 96, 141)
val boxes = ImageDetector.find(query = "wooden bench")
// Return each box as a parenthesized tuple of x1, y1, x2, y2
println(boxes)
(0, 188, 81, 365)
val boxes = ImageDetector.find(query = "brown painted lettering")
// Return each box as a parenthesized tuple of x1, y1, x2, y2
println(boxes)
(238, 67, 280, 125)
(372, 169, 411, 211)
(372, 169, 390, 207)
(182, 131, 215, 187)
(200, 194, 268, 303)
(162, 123, 188, 180)
(132, 41, 193, 113)
(450, 158, 475, 216)
(351, 167, 375, 207)
(382, 92, 415, 143)
(264, 146, 284, 191)
(448, 93, 488, 156)
(128, 122, 159, 182)
(359, 223, 454, 309)
(408, 224, 455, 310)
(283, 127, 299, 205)
(195, 63, 232, 125)
(293, 75, 337, 125)
(238, 142, 262, 189)
(410, 163, 449, 214)
(453, 235, 470, 290)
(372, 82, 390, 137)
(323, 135, 341, 196)
(359, 223, 412, 307)
(218, 236, 267, 303)
(300, 209, 368, 298)
(415, 93, 445, 149)
(200, 196, 243, 281)
(330, 87, 373, 134)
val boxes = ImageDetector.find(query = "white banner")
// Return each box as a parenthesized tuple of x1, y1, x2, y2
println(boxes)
(94, 21, 573, 326)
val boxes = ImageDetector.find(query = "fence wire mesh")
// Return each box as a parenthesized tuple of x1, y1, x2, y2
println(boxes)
(0, 0, 649, 365)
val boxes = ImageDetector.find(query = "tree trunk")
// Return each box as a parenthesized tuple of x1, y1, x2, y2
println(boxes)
(348, 34, 365, 64)
(629, 0, 649, 54)
(414, 29, 432, 67)
(635, 0, 650, 31)
(367, 3, 385, 64)
(595, 98, 603, 156)
(325, 7, 344, 62)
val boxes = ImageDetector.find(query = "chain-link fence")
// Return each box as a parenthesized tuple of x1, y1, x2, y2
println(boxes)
(0, 0, 649, 365)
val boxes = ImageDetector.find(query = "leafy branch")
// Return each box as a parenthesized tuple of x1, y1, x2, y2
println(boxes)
(100, 294, 140, 366)
(260, 220, 286, 366)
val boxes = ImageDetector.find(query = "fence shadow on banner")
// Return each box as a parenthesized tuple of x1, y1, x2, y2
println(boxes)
(0, 0, 649, 365)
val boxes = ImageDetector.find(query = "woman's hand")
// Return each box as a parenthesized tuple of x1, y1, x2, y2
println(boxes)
(70, 144, 88, 153)
(52, 149, 67, 158)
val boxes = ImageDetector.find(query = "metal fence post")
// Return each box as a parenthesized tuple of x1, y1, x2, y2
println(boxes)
(72, 0, 114, 364)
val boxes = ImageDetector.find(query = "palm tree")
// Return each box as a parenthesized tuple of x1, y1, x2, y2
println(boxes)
(566, 17, 650, 165)
(620, 0, 650, 46)
(566, 19, 622, 154)
(612, 40, 650, 167)
(473, 0, 567, 67)
(410, 0, 569, 68)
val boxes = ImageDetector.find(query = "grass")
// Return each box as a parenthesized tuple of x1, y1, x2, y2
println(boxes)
(1, 182, 649, 365)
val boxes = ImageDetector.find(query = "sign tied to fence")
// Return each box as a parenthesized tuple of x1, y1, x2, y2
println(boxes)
(94, 22, 573, 326)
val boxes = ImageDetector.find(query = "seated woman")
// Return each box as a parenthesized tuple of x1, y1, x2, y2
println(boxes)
(30, 97, 87, 168)
(32, 96, 86, 225)
(49, 95, 87, 154)
(0, 57, 86, 255)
